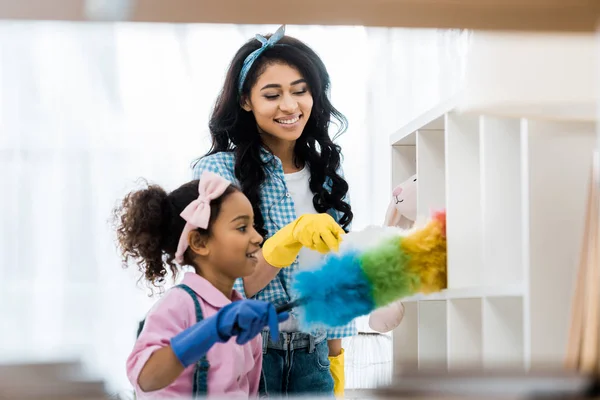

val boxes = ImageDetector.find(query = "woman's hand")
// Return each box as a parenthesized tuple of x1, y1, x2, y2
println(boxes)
(262, 213, 345, 268)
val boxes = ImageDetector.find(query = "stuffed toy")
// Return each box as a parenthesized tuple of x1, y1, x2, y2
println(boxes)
(285, 209, 447, 330)
(368, 300, 406, 333)
(384, 174, 417, 228)
(368, 174, 417, 333)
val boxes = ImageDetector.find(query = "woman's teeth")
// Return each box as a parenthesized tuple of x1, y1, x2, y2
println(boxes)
(276, 116, 300, 125)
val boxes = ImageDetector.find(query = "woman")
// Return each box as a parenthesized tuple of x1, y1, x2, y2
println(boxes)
(192, 25, 354, 397)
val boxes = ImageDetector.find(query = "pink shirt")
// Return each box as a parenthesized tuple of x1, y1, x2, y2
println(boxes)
(126, 272, 263, 399)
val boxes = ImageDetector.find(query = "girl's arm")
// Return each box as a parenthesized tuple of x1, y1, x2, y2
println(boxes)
(138, 347, 185, 392)
(133, 292, 286, 392)
(126, 291, 194, 394)
(241, 249, 281, 298)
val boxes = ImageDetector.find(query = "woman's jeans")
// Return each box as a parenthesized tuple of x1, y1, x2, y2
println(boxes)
(259, 330, 334, 397)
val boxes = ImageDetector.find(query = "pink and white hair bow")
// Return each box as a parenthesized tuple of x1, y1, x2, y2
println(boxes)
(174, 171, 232, 263)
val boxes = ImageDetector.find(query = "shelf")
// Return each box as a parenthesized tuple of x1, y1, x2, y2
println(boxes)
(448, 298, 483, 370)
(389, 95, 597, 376)
(393, 302, 418, 373)
(483, 297, 524, 370)
(479, 115, 524, 286)
(390, 98, 457, 146)
(416, 129, 445, 215)
(400, 283, 524, 303)
(390, 145, 416, 190)
(445, 111, 483, 289)
(417, 301, 447, 370)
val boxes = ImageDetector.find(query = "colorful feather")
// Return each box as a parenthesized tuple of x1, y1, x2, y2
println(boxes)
(291, 210, 447, 330)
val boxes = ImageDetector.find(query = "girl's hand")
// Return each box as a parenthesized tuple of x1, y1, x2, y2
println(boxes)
(170, 300, 289, 368)
(217, 300, 289, 344)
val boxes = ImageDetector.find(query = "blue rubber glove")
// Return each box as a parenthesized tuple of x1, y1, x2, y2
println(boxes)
(217, 299, 289, 345)
(171, 300, 289, 367)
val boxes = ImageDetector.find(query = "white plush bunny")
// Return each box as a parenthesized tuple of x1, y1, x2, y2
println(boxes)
(368, 301, 405, 333)
(384, 174, 417, 228)
(368, 174, 417, 333)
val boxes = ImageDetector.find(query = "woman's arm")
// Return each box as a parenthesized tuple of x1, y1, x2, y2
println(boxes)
(327, 339, 343, 356)
(137, 347, 184, 392)
(242, 249, 281, 298)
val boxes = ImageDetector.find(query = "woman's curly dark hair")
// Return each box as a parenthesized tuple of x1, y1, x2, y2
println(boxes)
(112, 179, 238, 293)
(194, 32, 352, 239)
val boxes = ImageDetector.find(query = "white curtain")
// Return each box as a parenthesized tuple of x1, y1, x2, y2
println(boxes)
(0, 21, 470, 396)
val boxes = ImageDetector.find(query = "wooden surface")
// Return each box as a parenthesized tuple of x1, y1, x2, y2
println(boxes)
(0, 0, 599, 32)
(0, 361, 109, 399)
(565, 153, 600, 375)
(378, 367, 596, 399)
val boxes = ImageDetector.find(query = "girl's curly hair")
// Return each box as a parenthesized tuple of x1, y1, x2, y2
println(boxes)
(112, 179, 238, 293)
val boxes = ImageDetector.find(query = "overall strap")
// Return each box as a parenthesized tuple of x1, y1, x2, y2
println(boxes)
(175, 284, 210, 397)
(175, 284, 203, 322)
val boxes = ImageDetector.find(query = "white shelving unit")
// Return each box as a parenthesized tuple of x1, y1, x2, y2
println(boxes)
(390, 98, 596, 373)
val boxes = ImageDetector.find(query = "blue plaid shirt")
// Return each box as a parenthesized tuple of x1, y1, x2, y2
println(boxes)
(192, 147, 357, 339)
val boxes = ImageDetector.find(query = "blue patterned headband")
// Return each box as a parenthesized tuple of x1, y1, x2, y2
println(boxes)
(237, 24, 286, 95)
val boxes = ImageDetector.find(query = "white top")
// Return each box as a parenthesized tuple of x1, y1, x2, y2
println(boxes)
(279, 166, 323, 332)
(285, 166, 324, 270)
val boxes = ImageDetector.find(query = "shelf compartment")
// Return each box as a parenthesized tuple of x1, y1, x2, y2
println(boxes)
(445, 111, 483, 289)
(417, 300, 448, 370)
(416, 129, 446, 218)
(390, 97, 456, 146)
(391, 145, 416, 189)
(393, 302, 418, 374)
(447, 298, 483, 370)
(483, 296, 524, 370)
(479, 115, 524, 286)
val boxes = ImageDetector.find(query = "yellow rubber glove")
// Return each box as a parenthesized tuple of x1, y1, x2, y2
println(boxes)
(262, 213, 345, 268)
(329, 349, 345, 398)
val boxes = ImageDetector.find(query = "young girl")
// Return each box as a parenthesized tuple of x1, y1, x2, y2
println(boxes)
(114, 171, 289, 399)
(192, 25, 354, 397)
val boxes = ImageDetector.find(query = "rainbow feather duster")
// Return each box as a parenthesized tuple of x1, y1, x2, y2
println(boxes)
(290, 210, 447, 330)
